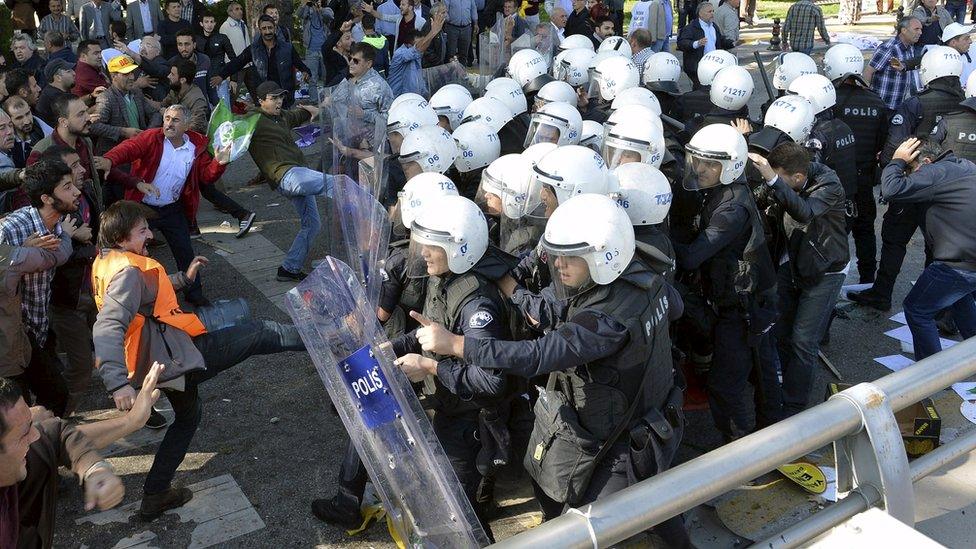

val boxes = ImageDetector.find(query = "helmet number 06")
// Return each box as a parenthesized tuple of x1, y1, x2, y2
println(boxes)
(427, 154, 440, 165)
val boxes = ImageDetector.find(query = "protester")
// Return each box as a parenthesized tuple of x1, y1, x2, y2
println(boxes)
(864, 16, 923, 110)
(677, 2, 734, 88)
(782, 0, 831, 54)
(72, 40, 111, 100)
(389, 14, 446, 97)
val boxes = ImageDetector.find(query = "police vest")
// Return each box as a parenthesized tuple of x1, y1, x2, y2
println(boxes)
(556, 265, 674, 443)
(677, 87, 711, 121)
(421, 270, 506, 415)
(91, 250, 207, 378)
(941, 108, 976, 163)
(809, 119, 858, 199)
(635, 228, 676, 284)
(917, 83, 966, 136)
(389, 239, 425, 313)
(834, 85, 888, 164)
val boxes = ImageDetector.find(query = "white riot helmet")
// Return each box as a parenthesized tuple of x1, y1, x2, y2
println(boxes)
(554, 48, 596, 86)
(605, 105, 664, 150)
(390, 93, 429, 113)
(602, 116, 665, 169)
(610, 163, 673, 226)
(485, 77, 528, 116)
(822, 43, 864, 82)
(773, 52, 818, 90)
(460, 96, 514, 133)
(479, 153, 536, 218)
(787, 73, 836, 114)
(762, 95, 816, 143)
(709, 65, 754, 111)
(642, 52, 682, 94)
(525, 101, 583, 146)
(522, 142, 558, 166)
(399, 125, 459, 174)
(968, 71, 976, 98)
(387, 100, 439, 137)
(683, 124, 748, 190)
(399, 172, 459, 228)
(697, 50, 737, 87)
(589, 56, 639, 101)
(430, 85, 473, 130)
(598, 36, 632, 56)
(559, 34, 595, 52)
(919, 45, 964, 88)
(587, 50, 623, 82)
(541, 194, 635, 297)
(610, 86, 662, 115)
(531, 145, 610, 207)
(408, 195, 488, 276)
(453, 120, 500, 172)
(508, 48, 549, 88)
(536, 80, 579, 108)
(580, 120, 605, 152)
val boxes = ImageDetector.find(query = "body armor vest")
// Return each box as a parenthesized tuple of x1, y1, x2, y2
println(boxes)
(916, 80, 966, 136)
(941, 107, 976, 163)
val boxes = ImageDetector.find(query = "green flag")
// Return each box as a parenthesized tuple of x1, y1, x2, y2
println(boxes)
(207, 99, 259, 162)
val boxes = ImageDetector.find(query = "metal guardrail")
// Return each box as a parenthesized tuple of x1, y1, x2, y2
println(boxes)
(491, 337, 976, 548)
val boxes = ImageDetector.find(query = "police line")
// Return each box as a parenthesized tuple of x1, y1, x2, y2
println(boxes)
(490, 337, 976, 548)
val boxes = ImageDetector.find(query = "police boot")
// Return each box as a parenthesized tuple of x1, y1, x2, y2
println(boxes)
(310, 496, 364, 531)
(847, 288, 891, 311)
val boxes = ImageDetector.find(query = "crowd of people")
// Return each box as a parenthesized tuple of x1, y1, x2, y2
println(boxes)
(0, 0, 974, 546)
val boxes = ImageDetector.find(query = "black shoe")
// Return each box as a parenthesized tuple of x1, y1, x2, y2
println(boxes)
(277, 266, 308, 282)
(847, 289, 891, 311)
(311, 496, 364, 530)
(145, 409, 168, 430)
(236, 212, 256, 238)
(138, 487, 193, 521)
(187, 296, 211, 308)
(189, 225, 202, 240)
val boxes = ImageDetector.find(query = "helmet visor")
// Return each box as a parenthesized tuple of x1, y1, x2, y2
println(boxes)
(524, 119, 566, 147)
(500, 214, 545, 256)
(682, 153, 726, 191)
(475, 171, 504, 217)
(540, 240, 596, 301)
(405, 223, 454, 278)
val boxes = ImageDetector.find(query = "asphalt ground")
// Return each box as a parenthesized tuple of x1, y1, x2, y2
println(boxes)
(52, 19, 950, 548)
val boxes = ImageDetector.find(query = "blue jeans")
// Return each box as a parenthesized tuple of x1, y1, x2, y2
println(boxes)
(774, 266, 845, 417)
(144, 320, 305, 494)
(277, 167, 334, 273)
(304, 50, 324, 101)
(947, 2, 968, 22)
(903, 262, 976, 360)
(651, 38, 668, 52)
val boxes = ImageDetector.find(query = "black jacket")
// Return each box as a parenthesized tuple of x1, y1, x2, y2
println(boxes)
(769, 162, 850, 287)
(196, 31, 236, 75)
(882, 154, 976, 272)
(565, 8, 592, 38)
(51, 184, 100, 309)
(676, 19, 733, 83)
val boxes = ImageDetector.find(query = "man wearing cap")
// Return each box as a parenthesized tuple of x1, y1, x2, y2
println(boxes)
(943, 22, 976, 83)
(214, 14, 311, 108)
(36, 59, 75, 128)
(90, 54, 150, 202)
(247, 81, 325, 282)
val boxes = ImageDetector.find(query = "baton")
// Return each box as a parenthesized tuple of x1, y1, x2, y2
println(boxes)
(754, 51, 776, 104)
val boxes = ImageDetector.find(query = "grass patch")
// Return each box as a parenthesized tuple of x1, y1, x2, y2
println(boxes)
(758, 1, 840, 21)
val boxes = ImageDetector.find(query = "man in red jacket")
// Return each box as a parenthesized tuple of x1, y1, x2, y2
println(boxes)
(100, 104, 232, 307)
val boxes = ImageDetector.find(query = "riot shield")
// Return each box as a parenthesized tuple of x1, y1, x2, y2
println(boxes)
(423, 61, 471, 99)
(321, 79, 386, 183)
(329, 175, 391, 307)
(357, 110, 391, 205)
(285, 257, 490, 547)
(476, 15, 506, 92)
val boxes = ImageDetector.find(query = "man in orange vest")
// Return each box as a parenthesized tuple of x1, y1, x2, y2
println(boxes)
(90, 200, 306, 521)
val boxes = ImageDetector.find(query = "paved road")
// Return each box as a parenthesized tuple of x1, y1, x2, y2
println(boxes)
(53, 19, 951, 548)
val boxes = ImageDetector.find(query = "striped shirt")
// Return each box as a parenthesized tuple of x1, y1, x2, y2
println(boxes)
(0, 207, 64, 345)
(38, 14, 80, 41)
(869, 36, 922, 110)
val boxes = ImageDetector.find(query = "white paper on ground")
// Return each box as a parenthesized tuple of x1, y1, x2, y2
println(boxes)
(961, 401, 976, 425)
(820, 466, 839, 503)
(839, 282, 873, 300)
(884, 325, 958, 352)
(874, 354, 915, 372)
(951, 382, 976, 402)
(889, 311, 907, 324)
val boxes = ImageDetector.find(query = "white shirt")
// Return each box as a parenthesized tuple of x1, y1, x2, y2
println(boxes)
(550, 22, 565, 43)
(629, 0, 651, 36)
(696, 19, 717, 53)
(961, 44, 976, 88)
(144, 137, 195, 207)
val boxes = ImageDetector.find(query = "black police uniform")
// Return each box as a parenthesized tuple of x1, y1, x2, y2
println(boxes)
(674, 86, 711, 137)
(461, 259, 691, 547)
(804, 113, 858, 207)
(391, 252, 512, 533)
(685, 105, 751, 142)
(499, 112, 531, 156)
(933, 97, 976, 163)
(863, 76, 965, 305)
(833, 79, 890, 282)
(675, 178, 780, 438)
(636, 224, 677, 284)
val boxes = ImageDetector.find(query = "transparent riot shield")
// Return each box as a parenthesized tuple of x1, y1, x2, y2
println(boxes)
(321, 79, 382, 182)
(423, 61, 471, 99)
(476, 14, 505, 92)
(357, 110, 391, 206)
(285, 257, 490, 547)
(329, 175, 391, 307)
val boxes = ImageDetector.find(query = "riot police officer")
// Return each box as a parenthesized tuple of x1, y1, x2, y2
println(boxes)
(826, 43, 891, 284)
(787, 74, 858, 224)
(932, 72, 976, 163)
(405, 194, 690, 548)
(675, 124, 779, 440)
(685, 65, 754, 137)
(392, 195, 514, 537)
(674, 50, 736, 130)
(641, 51, 683, 118)
(762, 51, 818, 113)
(584, 55, 640, 123)
(611, 162, 677, 282)
(451, 120, 502, 199)
(850, 46, 965, 310)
